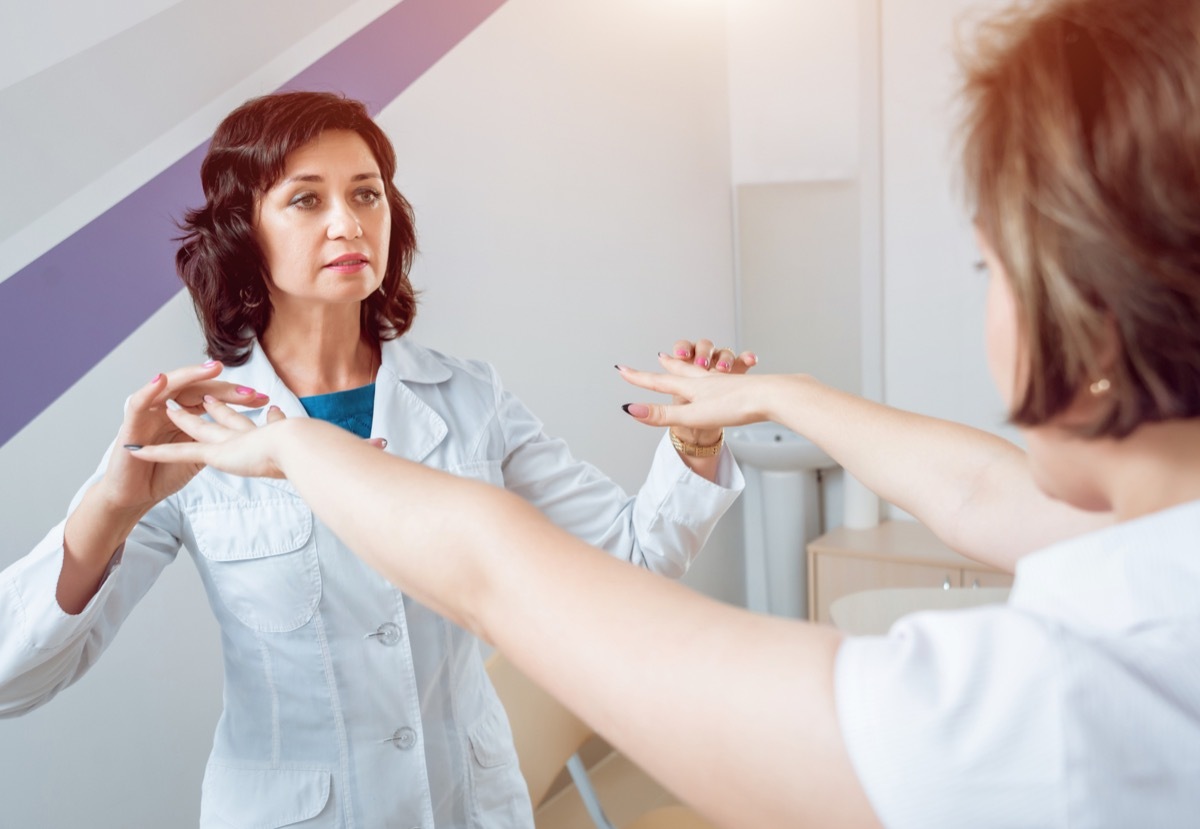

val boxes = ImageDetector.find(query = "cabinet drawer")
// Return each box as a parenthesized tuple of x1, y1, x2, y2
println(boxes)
(811, 553, 957, 623)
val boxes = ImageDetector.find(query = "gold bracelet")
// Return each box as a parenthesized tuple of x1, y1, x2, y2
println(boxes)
(669, 428, 724, 458)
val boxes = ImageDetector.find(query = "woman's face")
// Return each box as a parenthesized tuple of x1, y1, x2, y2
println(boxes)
(977, 228, 1112, 510)
(979, 229, 1021, 409)
(255, 129, 391, 313)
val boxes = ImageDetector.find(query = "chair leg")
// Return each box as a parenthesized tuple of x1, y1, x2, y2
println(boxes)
(565, 753, 619, 829)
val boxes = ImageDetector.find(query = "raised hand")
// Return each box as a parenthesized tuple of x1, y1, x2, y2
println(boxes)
(618, 353, 777, 433)
(631, 340, 758, 449)
(99, 362, 269, 512)
(130, 396, 293, 479)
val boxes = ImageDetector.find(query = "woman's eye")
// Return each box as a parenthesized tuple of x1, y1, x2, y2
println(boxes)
(289, 193, 319, 209)
(355, 188, 382, 205)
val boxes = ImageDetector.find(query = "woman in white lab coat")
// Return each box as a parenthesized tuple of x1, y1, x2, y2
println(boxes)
(135, 0, 1200, 826)
(0, 91, 746, 828)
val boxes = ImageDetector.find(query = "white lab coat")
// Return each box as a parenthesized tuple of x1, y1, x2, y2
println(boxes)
(0, 337, 743, 829)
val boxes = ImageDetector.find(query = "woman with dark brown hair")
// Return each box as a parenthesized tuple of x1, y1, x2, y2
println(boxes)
(0, 91, 748, 827)
(135, 0, 1200, 825)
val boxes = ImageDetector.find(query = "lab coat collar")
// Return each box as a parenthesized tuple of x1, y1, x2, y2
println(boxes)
(217, 338, 450, 493)
(1010, 498, 1200, 633)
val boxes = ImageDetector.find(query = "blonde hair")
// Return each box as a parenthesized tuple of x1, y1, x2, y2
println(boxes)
(959, 0, 1200, 437)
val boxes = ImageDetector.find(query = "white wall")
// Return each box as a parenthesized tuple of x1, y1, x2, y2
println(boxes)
(880, 0, 1018, 453)
(0, 0, 741, 825)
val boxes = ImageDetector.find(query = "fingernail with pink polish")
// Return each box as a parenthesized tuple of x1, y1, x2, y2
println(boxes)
(203, 394, 216, 404)
(236, 386, 255, 395)
(718, 361, 730, 370)
(676, 349, 688, 357)
(621, 403, 650, 418)
(696, 357, 709, 367)
(203, 360, 218, 368)
(149, 373, 163, 385)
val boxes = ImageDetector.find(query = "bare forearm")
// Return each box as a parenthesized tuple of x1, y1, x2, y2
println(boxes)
(760, 376, 1109, 568)
(58, 489, 146, 614)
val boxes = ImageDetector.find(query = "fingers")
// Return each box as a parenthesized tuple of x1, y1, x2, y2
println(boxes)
(175, 381, 269, 411)
(727, 350, 759, 376)
(665, 339, 718, 368)
(127, 441, 211, 466)
(711, 345, 735, 371)
(163, 404, 233, 444)
(615, 363, 691, 396)
(661, 340, 755, 374)
(670, 339, 694, 361)
(620, 401, 690, 428)
(201, 396, 261, 432)
(130, 361, 268, 415)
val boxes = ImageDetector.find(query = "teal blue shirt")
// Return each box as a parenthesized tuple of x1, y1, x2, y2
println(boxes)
(298, 383, 375, 439)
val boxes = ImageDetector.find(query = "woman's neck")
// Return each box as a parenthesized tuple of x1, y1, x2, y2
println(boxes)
(1089, 418, 1200, 522)
(261, 303, 379, 397)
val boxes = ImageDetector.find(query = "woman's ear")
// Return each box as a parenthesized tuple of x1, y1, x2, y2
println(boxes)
(1066, 312, 1122, 423)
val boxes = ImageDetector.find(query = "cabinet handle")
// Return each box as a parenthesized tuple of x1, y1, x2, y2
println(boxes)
(942, 576, 952, 590)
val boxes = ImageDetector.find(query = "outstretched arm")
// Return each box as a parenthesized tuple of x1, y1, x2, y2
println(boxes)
(134, 405, 880, 829)
(620, 361, 1111, 571)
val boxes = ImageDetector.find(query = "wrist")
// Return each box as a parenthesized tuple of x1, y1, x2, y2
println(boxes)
(669, 428, 724, 458)
(766, 374, 814, 423)
(268, 418, 311, 477)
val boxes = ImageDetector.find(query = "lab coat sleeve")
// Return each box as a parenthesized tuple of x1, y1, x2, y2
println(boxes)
(489, 365, 744, 577)
(0, 444, 182, 717)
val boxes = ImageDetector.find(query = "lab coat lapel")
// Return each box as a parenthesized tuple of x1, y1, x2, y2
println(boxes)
(374, 338, 450, 465)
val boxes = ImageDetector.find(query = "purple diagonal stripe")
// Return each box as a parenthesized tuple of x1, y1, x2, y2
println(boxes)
(0, 0, 507, 449)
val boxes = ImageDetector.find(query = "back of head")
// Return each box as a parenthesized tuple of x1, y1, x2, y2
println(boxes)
(177, 91, 418, 364)
(959, 0, 1200, 437)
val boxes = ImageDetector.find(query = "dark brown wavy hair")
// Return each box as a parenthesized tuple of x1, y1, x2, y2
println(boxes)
(176, 91, 418, 364)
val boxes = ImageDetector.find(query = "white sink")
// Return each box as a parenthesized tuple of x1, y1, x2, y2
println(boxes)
(726, 423, 834, 471)
(726, 422, 836, 619)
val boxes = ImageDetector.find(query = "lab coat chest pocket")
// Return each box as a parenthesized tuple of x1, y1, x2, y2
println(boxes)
(189, 500, 322, 633)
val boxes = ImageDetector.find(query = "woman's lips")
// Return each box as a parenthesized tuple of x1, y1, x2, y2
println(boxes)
(326, 255, 369, 274)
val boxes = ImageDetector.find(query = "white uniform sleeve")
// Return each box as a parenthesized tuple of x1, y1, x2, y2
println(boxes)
(834, 605, 1068, 829)
(0, 446, 182, 717)
(490, 365, 743, 577)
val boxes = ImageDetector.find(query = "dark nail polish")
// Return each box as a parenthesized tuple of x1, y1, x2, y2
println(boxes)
(124, 444, 143, 451)
(621, 404, 633, 415)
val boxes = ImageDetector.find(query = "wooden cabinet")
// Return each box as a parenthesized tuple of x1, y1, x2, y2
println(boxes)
(806, 520, 1013, 623)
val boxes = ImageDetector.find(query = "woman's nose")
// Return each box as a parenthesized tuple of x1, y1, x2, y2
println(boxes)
(327, 203, 363, 240)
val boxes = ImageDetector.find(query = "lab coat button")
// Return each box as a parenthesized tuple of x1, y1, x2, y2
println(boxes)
(367, 622, 402, 646)
(390, 727, 417, 750)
